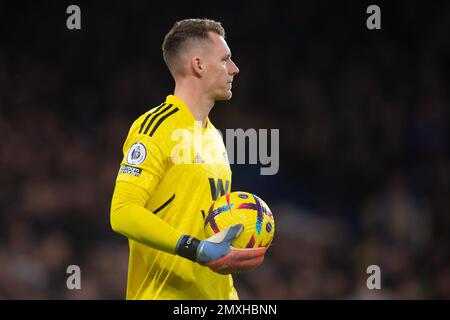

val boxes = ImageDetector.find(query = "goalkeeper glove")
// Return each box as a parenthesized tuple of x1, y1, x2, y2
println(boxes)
(175, 224, 266, 275)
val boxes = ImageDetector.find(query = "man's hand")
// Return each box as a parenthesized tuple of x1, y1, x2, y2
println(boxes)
(176, 224, 266, 275)
(197, 224, 266, 274)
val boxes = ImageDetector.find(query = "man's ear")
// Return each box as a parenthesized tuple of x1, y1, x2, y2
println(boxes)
(190, 56, 204, 77)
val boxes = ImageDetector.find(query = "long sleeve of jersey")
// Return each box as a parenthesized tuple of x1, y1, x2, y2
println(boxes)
(110, 112, 183, 255)
(110, 181, 182, 254)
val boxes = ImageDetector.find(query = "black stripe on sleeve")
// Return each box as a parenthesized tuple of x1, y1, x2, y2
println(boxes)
(153, 193, 176, 214)
(139, 103, 165, 134)
(149, 107, 179, 137)
(143, 104, 173, 135)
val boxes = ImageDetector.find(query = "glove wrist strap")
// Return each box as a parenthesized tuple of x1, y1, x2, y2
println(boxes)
(176, 235, 200, 262)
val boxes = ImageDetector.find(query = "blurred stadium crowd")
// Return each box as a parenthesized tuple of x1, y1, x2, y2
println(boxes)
(0, 2, 449, 299)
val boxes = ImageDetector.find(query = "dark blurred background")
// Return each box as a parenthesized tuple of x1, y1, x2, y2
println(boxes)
(0, 0, 449, 299)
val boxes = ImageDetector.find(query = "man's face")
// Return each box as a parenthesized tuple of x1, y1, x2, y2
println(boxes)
(201, 32, 240, 101)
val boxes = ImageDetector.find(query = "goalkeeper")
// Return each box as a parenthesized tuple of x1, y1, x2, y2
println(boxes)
(110, 18, 266, 300)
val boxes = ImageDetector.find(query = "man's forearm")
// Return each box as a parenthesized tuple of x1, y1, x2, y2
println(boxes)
(110, 181, 183, 254)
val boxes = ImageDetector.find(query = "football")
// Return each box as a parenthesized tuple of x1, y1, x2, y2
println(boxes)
(204, 191, 275, 249)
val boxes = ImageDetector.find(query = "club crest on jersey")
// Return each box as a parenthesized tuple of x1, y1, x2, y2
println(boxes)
(126, 142, 147, 165)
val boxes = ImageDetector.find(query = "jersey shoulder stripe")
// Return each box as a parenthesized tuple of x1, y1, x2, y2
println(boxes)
(138, 102, 165, 134)
(142, 104, 173, 135)
(149, 107, 179, 137)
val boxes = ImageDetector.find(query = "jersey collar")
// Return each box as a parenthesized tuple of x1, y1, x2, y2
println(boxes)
(165, 95, 210, 129)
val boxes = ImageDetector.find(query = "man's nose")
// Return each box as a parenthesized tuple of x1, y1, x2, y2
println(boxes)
(230, 60, 239, 75)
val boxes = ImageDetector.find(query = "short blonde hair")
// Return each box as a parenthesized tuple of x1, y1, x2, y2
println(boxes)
(162, 18, 225, 74)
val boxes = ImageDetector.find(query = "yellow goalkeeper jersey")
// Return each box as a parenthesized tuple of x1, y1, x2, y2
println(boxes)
(113, 94, 237, 300)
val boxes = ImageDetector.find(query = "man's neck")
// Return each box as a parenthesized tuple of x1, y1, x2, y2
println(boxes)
(174, 84, 214, 128)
